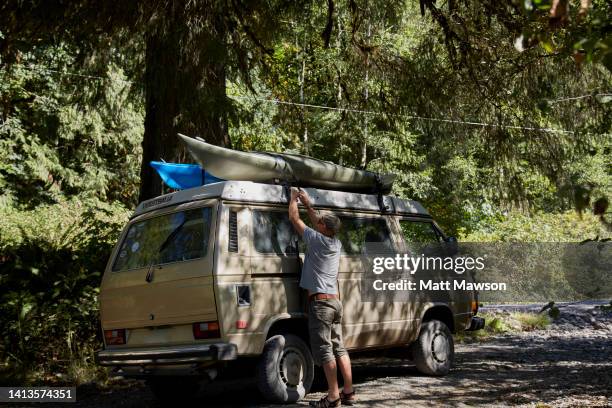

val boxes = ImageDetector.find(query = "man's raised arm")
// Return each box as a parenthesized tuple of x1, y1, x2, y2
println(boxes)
(298, 190, 320, 226)
(288, 188, 306, 236)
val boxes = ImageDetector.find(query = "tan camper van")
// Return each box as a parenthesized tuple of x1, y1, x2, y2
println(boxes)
(96, 181, 484, 403)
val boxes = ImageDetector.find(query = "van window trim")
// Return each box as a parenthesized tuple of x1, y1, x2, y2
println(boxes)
(130, 198, 219, 224)
(248, 205, 400, 255)
(336, 214, 398, 254)
(250, 207, 303, 256)
(110, 202, 217, 273)
(397, 217, 445, 243)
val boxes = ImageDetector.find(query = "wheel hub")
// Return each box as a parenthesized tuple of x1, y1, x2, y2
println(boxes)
(431, 332, 449, 363)
(279, 346, 305, 388)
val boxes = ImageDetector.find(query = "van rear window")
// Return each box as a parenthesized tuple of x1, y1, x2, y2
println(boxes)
(112, 207, 212, 272)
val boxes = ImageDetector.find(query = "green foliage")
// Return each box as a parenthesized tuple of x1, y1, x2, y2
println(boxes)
(458, 311, 551, 342)
(522, 0, 612, 71)
(489, 316, 512, 334)
(230, 1, 611, 235)
(513, 312, 552, 331)
(228, 82, 292, 152)
(0, 0, 610, 384)
(548, 306, 561, 319)
(0, 199, 129, 384)
(461, 211, 610, 242)
(0, 43, 144, 208)
(415, 0, 612, 227)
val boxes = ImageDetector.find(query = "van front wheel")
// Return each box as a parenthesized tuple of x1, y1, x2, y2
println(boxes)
(412, 319, 454, 376)
(256, 333, 314, 403)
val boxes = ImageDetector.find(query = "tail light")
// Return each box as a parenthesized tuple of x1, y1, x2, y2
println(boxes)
(471, 300, 479, 315)
(104, 329, 126, 345)
(471, 290, 480, 315)
(193, 321, 220, 339)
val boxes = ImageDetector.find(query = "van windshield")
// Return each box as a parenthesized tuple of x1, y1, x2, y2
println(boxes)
(112, 207, 212, 272)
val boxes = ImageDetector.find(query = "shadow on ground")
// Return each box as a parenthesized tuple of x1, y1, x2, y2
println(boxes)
(37, 333, 612, 408)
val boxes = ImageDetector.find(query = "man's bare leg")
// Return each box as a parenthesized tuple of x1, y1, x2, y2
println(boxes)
(337, 354, 353, 393)
(322, 359, 340, 400)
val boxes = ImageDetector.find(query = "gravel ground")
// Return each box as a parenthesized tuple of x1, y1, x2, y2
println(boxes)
(18, 301, 612, 408)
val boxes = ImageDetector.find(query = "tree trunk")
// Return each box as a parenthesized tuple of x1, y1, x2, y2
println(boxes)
(139, 3, 229, 202)
(139, 30, 180, 202)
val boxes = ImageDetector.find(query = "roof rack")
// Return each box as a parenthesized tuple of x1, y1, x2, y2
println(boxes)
(133, 181, 429, 218)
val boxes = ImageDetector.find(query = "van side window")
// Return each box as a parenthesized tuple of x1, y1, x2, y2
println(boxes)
(399, 220, 440, 243)
(252, 210, 299, 256)
(338, 217, 393, 254)
(112, 207, 212, 272)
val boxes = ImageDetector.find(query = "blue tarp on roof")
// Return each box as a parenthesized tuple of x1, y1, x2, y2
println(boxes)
(150, 161, 223, 190)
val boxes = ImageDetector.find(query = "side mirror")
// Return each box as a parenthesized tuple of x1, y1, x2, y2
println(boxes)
(445, 236, 458, 255)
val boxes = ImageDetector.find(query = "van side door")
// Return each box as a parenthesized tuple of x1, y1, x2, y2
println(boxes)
(335, 214, 406, 349)
(249, 206, 304, 318)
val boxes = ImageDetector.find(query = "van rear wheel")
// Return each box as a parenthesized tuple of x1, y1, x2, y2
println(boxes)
(412, 319, 454, 376)
(256, 333, 314, 403)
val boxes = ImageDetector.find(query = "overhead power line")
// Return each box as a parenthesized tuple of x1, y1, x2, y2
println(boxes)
(229, 94, 595, 135)
(29, 62, 611, 108)
(18, 65, 134, 84)
(7, 65, 610, 136)
(548, 93, 612, 103)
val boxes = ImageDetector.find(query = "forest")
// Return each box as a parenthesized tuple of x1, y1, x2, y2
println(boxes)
(0, 0, 610, 385)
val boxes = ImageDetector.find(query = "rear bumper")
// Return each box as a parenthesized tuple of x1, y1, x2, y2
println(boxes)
(96, 343, 237, 367)
(466, 316, 485, 331)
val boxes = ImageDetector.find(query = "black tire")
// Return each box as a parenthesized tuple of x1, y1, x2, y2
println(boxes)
(412, 319, 454, 376)
(256, 334, 314, 403)
(147, 376, 199, 402)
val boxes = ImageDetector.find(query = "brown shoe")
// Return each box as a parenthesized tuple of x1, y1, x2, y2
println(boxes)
(340, 390, 356, 406)
(310, 396, 341, 407)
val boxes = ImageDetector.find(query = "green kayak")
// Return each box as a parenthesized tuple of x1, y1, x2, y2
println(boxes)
(178, 133, 395, 194)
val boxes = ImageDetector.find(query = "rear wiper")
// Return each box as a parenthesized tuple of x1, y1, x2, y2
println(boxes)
(146, 219, 187, 283)
(158, 219, 187, 254)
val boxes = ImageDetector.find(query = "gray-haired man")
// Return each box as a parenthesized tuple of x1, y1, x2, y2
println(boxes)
(288, 188, 355, 408)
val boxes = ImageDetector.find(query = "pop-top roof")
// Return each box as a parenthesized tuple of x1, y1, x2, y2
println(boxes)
(133, 181, 429, 218)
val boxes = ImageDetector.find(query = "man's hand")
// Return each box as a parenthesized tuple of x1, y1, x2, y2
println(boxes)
(288, 187, 305, 236)
(291, 187, 300, 202)
(298, 190, 312, 208)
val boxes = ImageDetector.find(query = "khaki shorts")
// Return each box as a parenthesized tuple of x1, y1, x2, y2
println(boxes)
(308, 298, 347, 365)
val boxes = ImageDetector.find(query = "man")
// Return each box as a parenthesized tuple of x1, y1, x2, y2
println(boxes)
(288, 188, 355, 408)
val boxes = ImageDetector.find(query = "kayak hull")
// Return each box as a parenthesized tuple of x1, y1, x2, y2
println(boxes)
(178, 133, 395, 194)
